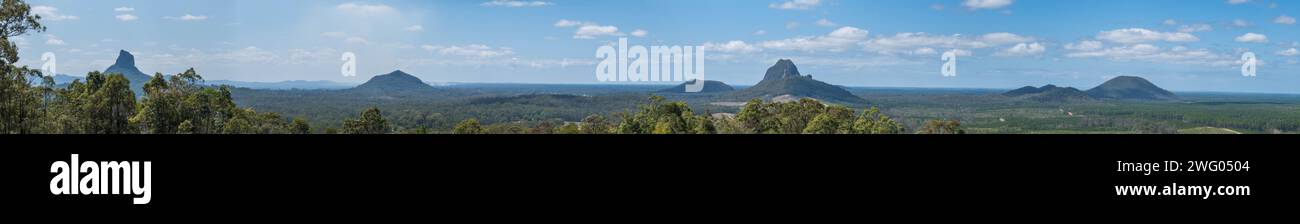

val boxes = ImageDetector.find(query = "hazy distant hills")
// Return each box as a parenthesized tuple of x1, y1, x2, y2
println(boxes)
(1005, 76, 1177, 102)
(657, 80, 734, 93)
(728, 59, 866, 104)
(346, 70, 438, 95)
(208, 80, 355, 90)
(1086, 76, 1177, 101)
(1003, 85, 1093, 102)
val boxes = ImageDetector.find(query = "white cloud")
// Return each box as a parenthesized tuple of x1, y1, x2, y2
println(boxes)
(702, 41, 762, 53)
(1232, 19, 1251, 27)
(1096, 28, 1199, 44)
(114, 7, 135, 12)
(44, 35, 65, 46)
(435, 45, 515, 58)
(554, 19, 585, 27)
(770, 0, 821, 10)
(405, 25, 424, 32)
(336, 3, 396, 14)
(555, 20, 627, 39)
(1275, 15, 1296, 25)
(165, 14, 208, 21)
(963, 0, 1014, 10)
(785, 21, 800, 29)
(1162, 19, 1178, 25)
(1064, 40, 1104, 51)
(229, 47, 278, 63)
(1277, 48, 1299, 56)
(1177, 23, 1213, 33)
(753, 30, 768, 35)
(859, 32, 1030, 55)
(1227, 0, 1250, 5)
(1065, 44, 1237, 66)
(115, 14, 138, 22)
(630, 29, 648, 37)
(815, 18, 836, 27)
(573, 25, 623, 39)
(481, 0, 554, 7)
(760, 26, 869, 52)
(345, 37, 369, 45)
(978, 32, 1034, 45)
(995, 42, 1046, 56)
(32, 6, 78, 21)
(1234, 33, 1268, 43)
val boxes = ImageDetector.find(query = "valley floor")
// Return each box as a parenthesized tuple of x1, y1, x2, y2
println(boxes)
(231, 84, 1300, 134)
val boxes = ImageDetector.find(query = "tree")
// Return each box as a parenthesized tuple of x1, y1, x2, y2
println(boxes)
(134, 73, 179, 134)
(290, 117, 311, 134)
(917, 119, 964, 134)
(555, 123, 580, 134)
(579, 114, 610, 134)
(802, 106, 854, 134)
(87, 73, 137, 134)
(0, 0, 44, 133)
(453, 118, 483, 134)
(342, 107, 389, 134)
(0, 0, 44, 65)
(851, 107, 905, 134)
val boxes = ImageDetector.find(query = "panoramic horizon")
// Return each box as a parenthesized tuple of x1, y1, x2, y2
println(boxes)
(14, 0, 1300, 94)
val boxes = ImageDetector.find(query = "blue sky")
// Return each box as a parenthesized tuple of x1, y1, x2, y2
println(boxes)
(16, 0, 1300, 93)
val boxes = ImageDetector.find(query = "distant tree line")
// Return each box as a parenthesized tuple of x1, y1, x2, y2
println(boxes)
(446, 96, 961, 135)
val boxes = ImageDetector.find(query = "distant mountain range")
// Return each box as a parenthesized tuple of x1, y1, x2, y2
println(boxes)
(728, 59, 866, 104)
(1005, 76, 1177, 102)
(1003, 85, 1092, 102)
(657, 80, 734, 93)
(208, 80, 355, 90)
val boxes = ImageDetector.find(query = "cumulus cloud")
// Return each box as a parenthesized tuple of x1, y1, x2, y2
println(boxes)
(1096, 28, 1199, 44)
(1065, 44, 1237, 66)
(32, 6, 78, 21)
(1275, 15, 1296, 25)
(1277, 48, 1299, 56)
(769, 0, 821, 10)
(115, 14, 138, 22)
(858, 32, 1032, 56)
(1234, 33, 1268, 43)
(702, 41, 763, 54)
(1064, 40, 1104, 51)
(978, 32, 1035, 45)
(164, 14, 208, 21)
(1177, 23, 1213, 33)
(44, 35, 66, 46)
(555, 20, 627, 39)
(815, 18, 836, 27)
(481, 0, 554, 7)
(759, 26, 869, 52)
(433, 45, 516, 58)
(963, 0, 1014, 10)
(573, 25, 623, 39)
(995, 42, 1046, 56)
(336, 3, 396, 14)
